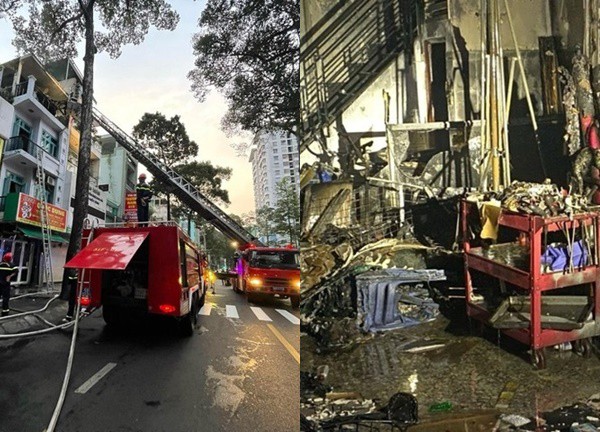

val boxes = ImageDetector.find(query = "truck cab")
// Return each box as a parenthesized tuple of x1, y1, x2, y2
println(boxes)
(233, 245, 300, 308)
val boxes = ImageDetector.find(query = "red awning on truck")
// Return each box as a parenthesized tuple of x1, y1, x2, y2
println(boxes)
(64, 232, 149, 270)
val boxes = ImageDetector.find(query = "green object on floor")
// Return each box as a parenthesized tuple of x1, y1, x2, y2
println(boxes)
(428, 401, 453, 413)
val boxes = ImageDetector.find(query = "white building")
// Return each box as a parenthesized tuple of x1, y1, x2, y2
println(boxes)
(249, 131, 299, 210)
(0, 54, 107, 286)
(0, 54, 73, 285)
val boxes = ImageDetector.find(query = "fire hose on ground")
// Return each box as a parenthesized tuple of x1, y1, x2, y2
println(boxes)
(0, 290, 93, 432)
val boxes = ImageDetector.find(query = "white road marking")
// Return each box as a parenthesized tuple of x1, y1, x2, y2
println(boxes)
(276, 309, 300, 325)
(198, 304, 212, 316)
(226, 305, 239, 319)
(74, 362, 117, 394)
(250, 306, 272, 322)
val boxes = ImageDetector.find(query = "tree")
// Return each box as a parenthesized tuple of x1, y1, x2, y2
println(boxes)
(188, 0, 299, 135)
(199, 223, 234, 269)
(0, 0, 20, 14)
(170, 160, 232, 233)
(255, 206, 277, 246)
(5, 0, 178, 297)
(132, 112, 199, 219)
(272, 178, 300, 245)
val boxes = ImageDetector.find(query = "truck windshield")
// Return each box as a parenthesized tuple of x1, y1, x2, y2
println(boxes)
(249, 250, 300, 269)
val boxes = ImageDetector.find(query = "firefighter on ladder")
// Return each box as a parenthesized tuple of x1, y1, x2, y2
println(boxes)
(136, 173, 153, 225)
(0, 252, 18, 316)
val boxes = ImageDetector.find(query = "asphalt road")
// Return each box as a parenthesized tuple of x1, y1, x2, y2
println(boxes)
(0, 283, 299, 432)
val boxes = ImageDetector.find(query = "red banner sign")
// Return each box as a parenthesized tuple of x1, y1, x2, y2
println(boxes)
(124, 192, 138, 222)
(16, 193, 67, 232)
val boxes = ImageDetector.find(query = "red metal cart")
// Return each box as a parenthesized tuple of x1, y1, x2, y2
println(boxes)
(461, 200, 600, 368)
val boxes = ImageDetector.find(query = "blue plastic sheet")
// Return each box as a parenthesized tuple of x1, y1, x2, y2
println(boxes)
(541, 240, 588, 271)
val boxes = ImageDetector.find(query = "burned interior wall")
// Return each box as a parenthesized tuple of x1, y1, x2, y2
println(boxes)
(300, 0, 340, 36)
(448, 0, 551, 118)
(549, 0, 585, 51)
(302, 0, 570, 191)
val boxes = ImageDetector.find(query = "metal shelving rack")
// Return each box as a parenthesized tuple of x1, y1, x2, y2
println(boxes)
(461, 199, 600, 368)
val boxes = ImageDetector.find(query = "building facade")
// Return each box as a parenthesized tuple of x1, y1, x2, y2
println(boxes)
(98, 135, 137, 223)
(249, 130, 300, 210)
(0, 54, 107, 286)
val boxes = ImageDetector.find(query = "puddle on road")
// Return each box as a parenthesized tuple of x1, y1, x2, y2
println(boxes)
(206, 365, 246, 416)
(206, 340, 261, 417)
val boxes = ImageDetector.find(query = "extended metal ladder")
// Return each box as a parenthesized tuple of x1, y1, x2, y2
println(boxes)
(35, 147, 55, 291)
(91, 107, 262, 246)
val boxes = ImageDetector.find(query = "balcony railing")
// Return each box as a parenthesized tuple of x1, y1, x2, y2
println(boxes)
(5, 136, 45, 159)
(13, 81, 27, 97)
(34, 88, 58, 116)
(12, 80, 58, 116)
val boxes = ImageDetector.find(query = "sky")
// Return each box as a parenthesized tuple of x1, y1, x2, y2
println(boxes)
(0, 1, 255, 216)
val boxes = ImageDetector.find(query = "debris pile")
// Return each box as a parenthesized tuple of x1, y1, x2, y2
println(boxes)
(494, 400, 600, 431)
(301, 237, 442, 350)
(301, 366, 419, 432)
(497, 180, 586, 217)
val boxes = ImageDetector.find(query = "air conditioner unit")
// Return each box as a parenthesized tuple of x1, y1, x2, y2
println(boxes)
(46, 177, 56, 186)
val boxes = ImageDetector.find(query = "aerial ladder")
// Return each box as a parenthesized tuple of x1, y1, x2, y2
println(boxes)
(91, 107, 263, 246)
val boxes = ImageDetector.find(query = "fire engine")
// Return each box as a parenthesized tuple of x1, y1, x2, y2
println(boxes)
(65, 223, 206, 336)
(63, 109, 274, 335)
(232, 244, 300, 308)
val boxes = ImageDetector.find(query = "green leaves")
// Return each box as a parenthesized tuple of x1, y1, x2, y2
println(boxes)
(188, 0, 299, 134)
(272, 177, 300, 245)
(132, 112, 199, 167)
(8, 0, 179, 62)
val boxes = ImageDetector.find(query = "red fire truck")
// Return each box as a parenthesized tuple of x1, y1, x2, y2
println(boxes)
(232, 244, 300, 308)
(64, 223, 206, 336)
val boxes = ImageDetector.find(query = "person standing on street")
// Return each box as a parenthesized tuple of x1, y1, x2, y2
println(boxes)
(0, 252, 18, 317)
(136, 173, 153, 225)
(63, 268, 78, 322)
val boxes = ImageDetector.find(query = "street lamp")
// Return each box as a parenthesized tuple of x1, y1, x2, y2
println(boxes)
(231, 241, 239, 249)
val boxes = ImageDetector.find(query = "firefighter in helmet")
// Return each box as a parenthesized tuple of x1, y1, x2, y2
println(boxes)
(136, 173, 153, 224)
(0, 252, 18, 316)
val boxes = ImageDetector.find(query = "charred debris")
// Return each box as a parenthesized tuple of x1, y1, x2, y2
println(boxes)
(300, 0, 600, 350)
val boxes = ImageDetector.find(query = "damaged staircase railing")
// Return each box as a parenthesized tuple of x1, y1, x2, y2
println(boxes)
(300, 0, 419, 152)
(92, 108, 261, 246)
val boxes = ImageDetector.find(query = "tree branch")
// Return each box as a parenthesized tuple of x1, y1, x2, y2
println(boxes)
(77, 0, 93, 22)
(50, 11, 84, 41)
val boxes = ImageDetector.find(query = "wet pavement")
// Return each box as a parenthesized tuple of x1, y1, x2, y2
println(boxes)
(301, 310, 600, 423)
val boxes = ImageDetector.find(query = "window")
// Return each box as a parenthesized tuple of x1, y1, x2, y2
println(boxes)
(44, 177, 56, 203)
(41, 130, 58, 158)
(3, 172, 26, 195)
(12, 117, 32, 139)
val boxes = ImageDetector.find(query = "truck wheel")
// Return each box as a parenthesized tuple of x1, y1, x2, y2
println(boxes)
(102, 304, 121, 327)
(291, 296, 300, 309)
(198, 290, 206, 308)
(179, 296, 197, 337)
(179, 313, 194, 337)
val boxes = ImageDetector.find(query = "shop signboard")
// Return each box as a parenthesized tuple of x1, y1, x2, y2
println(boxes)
(4, 192, 67, 232)
(124, 192, 138, 222)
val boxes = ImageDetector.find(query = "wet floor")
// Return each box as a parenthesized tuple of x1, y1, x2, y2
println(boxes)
(301, 313, 600, 420)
